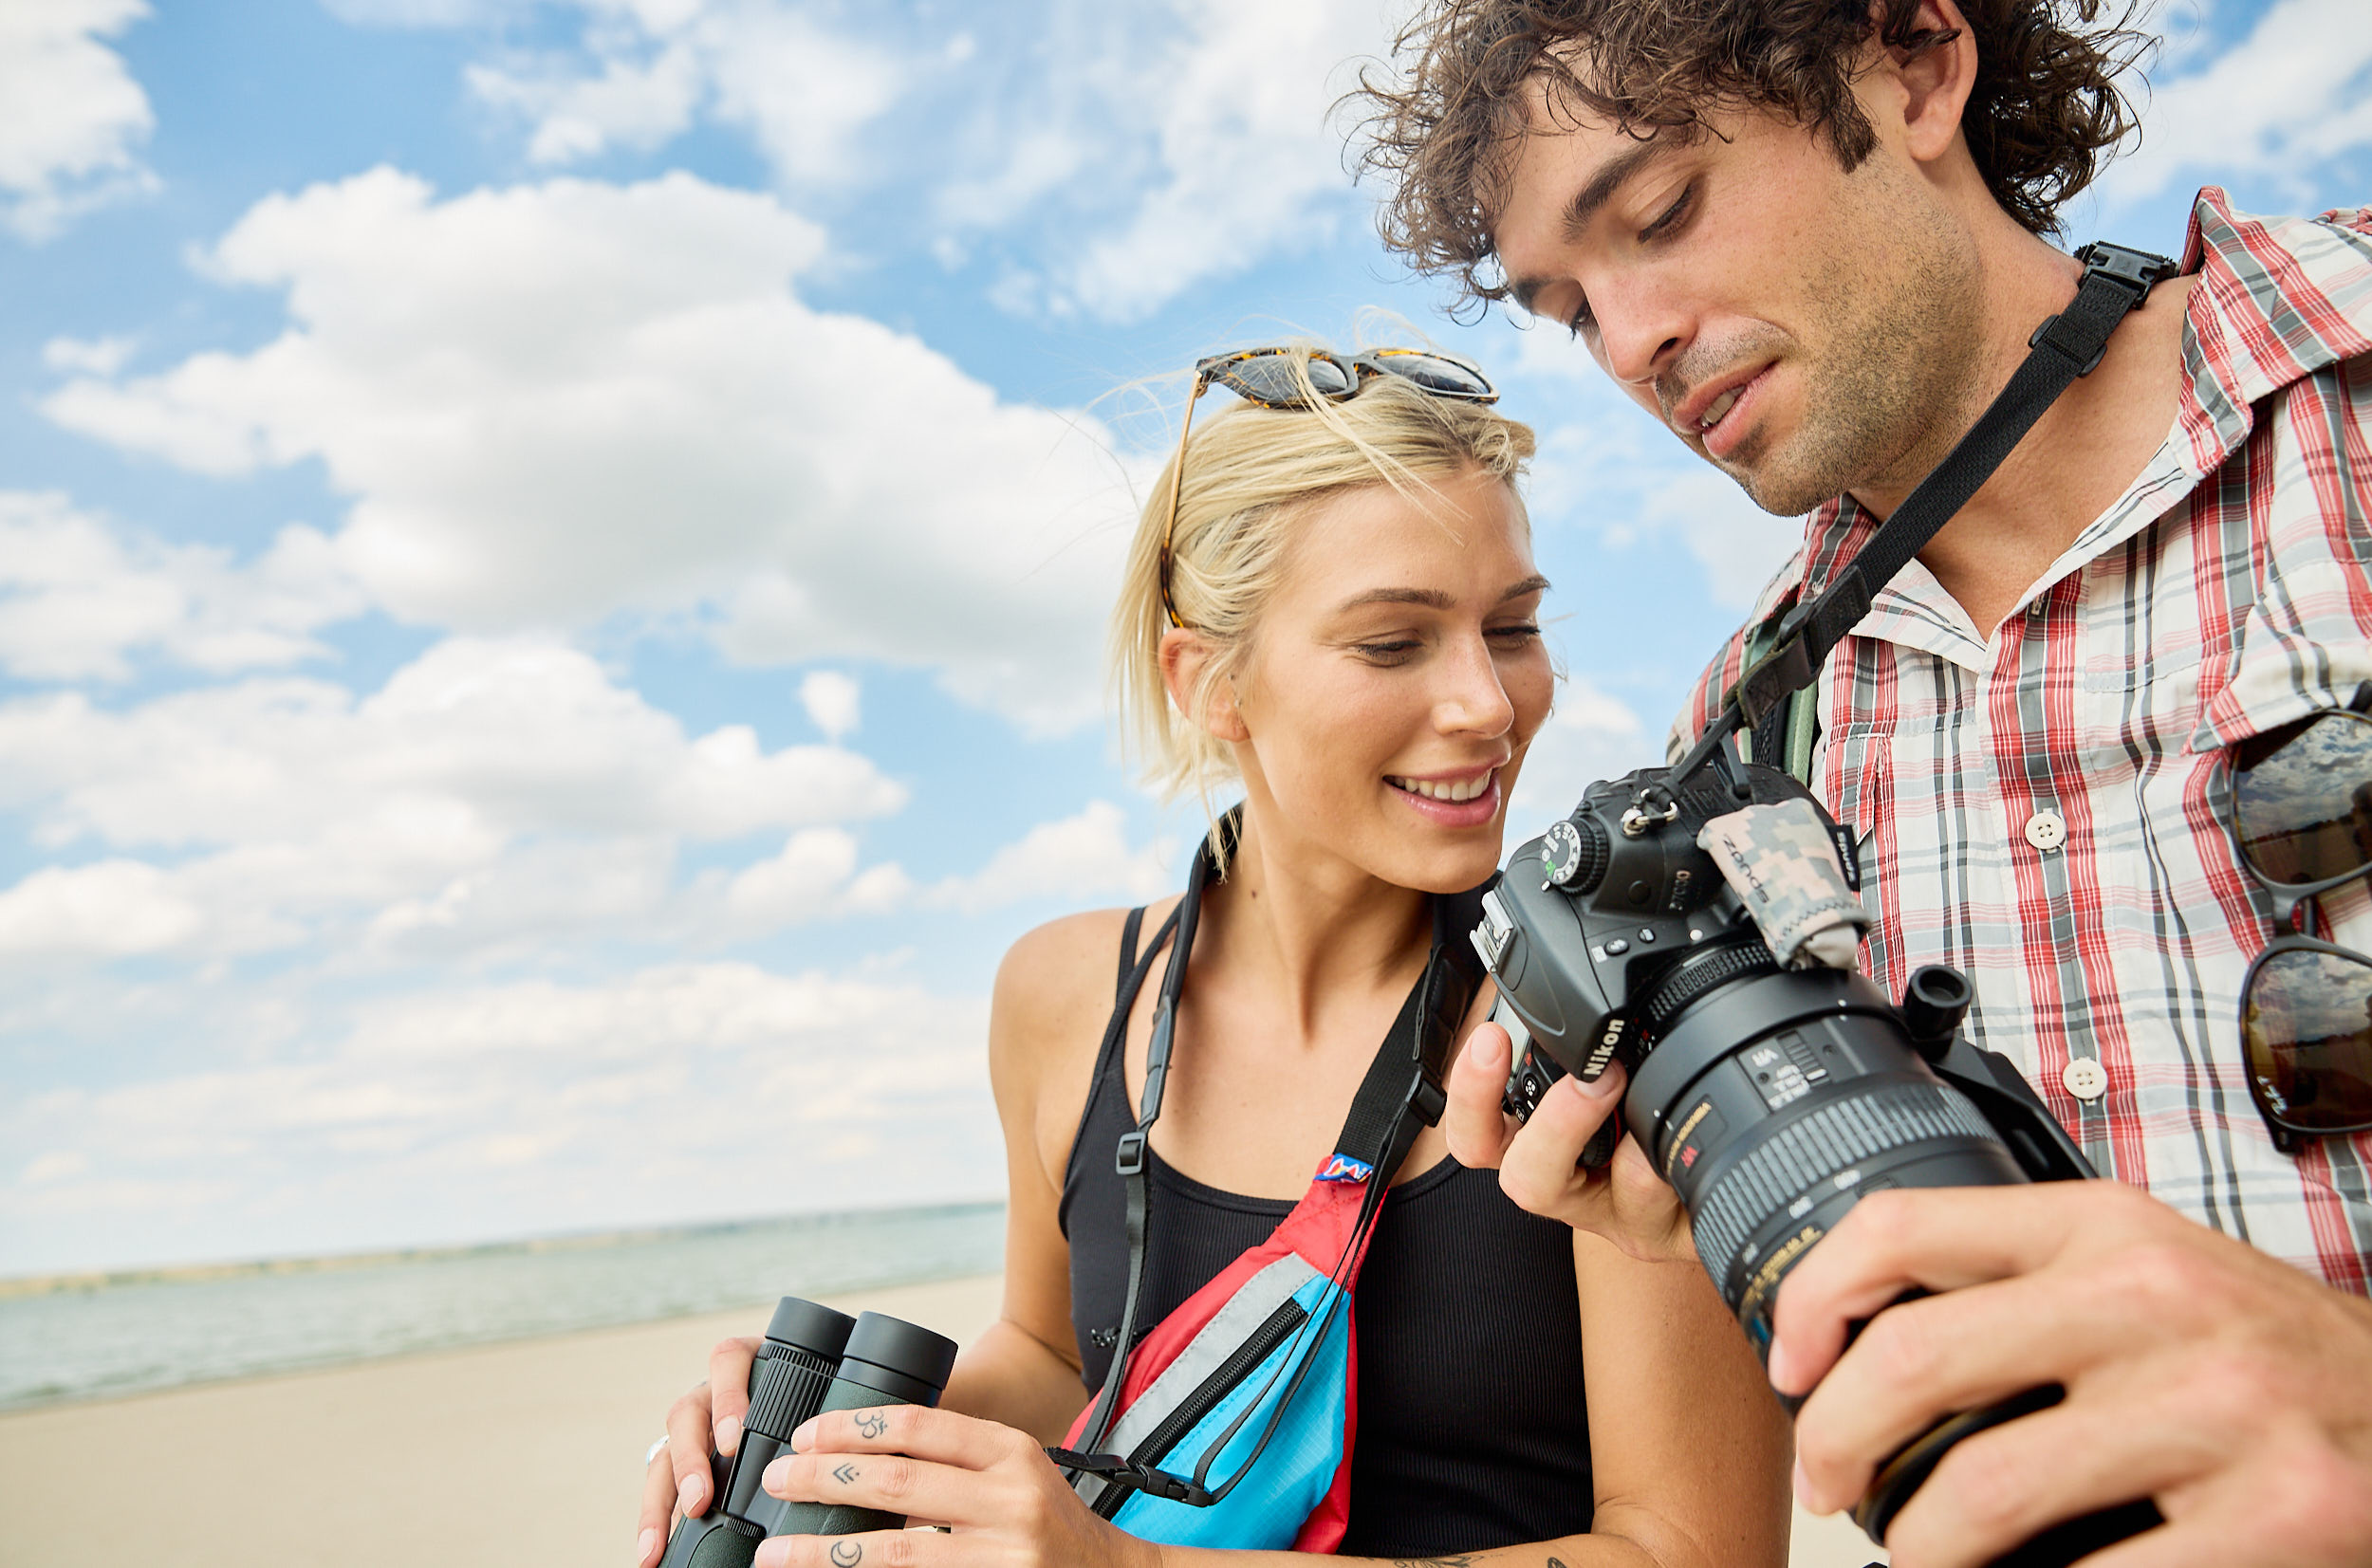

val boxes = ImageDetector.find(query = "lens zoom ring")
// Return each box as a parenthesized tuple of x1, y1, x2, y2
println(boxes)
(745, 1344, 838, 1440)
(1690, 1081, 2002, 1288)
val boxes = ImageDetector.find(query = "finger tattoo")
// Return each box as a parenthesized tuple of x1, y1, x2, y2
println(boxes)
(831, 1463, 860, 1485)
(829, 1541, 862, 1567)
(854, 1411, 888, 1439)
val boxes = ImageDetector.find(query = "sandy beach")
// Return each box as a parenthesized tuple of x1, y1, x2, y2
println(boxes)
(4, 1271, 1881, 1566)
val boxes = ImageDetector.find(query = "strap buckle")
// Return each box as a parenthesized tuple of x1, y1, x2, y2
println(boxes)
(2030, 244, 2179, 376)
(1114, 1130, 1147, 1177)
(1047, 1448, 1216, 1507)
(1733, 600, 1816, 728)
(2073, 241, 2179, 298)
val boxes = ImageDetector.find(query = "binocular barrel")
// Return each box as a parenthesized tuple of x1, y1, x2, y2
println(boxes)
(658, 1302, 957, 1568)
(760, 1312, 962, 1538)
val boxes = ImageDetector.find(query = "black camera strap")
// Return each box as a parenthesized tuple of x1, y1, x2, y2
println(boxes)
(1683, 242, 2179, 783)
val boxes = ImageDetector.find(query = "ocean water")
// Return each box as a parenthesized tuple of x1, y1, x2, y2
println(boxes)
(0, 1202, 1005, 1412)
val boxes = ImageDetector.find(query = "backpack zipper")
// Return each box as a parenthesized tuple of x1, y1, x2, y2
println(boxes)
(1092, 1294, 1311, 1518)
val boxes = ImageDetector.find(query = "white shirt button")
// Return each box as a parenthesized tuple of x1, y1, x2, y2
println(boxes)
(2025, 809, 2067, 852)
(2062, 1058, 2108, 1101)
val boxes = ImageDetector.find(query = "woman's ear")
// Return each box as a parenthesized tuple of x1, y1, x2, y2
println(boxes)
(1159, 627, 1250, 743)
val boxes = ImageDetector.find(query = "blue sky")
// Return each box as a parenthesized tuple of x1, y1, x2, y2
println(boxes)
(2, 0, 2366, 1275)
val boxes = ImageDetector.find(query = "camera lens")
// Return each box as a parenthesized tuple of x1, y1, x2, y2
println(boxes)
(1621, 951, 2025, 1347)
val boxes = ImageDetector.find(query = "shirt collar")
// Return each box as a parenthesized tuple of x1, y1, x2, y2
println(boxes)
(1771, 188, 2372, 666)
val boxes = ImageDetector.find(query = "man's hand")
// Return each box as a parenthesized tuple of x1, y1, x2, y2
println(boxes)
(1443, 1020, 1696, 1264)
(1773, 1179, 2372, 1566)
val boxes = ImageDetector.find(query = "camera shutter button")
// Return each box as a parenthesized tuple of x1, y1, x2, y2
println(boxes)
(2024, 809, 2067, 852)
(2061, 1058, 2108, 1101)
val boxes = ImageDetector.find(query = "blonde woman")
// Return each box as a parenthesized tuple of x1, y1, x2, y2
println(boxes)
(638, 348, 1790, 1568)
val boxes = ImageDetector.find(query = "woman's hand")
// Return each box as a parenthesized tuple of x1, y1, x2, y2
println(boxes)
(752, 1405, 1158, 1568)
(636, 1332, 763, 1566)
(1442, 1020, 1696, 1264)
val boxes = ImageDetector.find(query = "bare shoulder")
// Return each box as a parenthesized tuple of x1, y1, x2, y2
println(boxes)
(990, 898, 1181, 1082)
(991, 899, 1181, 1190)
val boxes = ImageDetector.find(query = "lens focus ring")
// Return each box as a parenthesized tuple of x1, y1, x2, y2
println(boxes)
(1689, 1079, 2002, 1290)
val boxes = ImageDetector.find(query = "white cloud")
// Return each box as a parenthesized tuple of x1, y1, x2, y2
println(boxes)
(467, 34, 708, 165)
(0, 636, 906, 960)
(0, 961, 999, 1271)
(1053, 0, 1398, 322)
(2098, 0, 2372, 212)
(1503, 675, 1652, 847)
(42, 168, 1137, 733)
(1517, 363, 1805, 613)
(800, 669, 859, 740)
(924, 800, 1174, 915)
(457, 1, 899, 183)
(409, 0, 1404, 322)
(0, 0, 157, 239)
(717, 826, 911, 930)
(934, 0, 1404, 322)
(0, 490, 364, 682)
(41, 334, 137, 376)
(0, 859, 202, 958)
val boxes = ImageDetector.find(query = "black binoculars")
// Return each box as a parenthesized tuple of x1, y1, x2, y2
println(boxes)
(660, 1298, 960, 1568)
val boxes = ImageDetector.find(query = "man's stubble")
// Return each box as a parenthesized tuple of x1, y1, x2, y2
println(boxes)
(1717, 167, 1989, 520)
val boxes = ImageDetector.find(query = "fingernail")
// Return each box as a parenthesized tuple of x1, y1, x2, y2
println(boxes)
(752, 1542, 786, 1568)
(638, 1527, 658, 1564)
(1576, 1064, 1624, 1098)
(1792, 1457, 1817, 1511)
(714, 1416, 742, 1454)
(790, 1417, 818, 1448)
(1463, 1028, 1495, 1065)
(763, 1455, 790, 1494)
(676, 1473, 701, 1513)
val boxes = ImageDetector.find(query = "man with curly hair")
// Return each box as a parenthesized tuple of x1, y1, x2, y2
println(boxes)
(1362, 0, 2372, 1560)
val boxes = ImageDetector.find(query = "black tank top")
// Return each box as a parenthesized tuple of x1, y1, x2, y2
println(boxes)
(1058, 909, 1597, 1558)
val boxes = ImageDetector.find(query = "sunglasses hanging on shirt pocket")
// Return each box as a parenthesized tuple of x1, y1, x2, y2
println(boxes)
(2224, 689, 2372, 1152)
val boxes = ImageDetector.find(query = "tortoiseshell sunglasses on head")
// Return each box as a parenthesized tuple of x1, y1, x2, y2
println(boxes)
(1156, 346, 1498, 628)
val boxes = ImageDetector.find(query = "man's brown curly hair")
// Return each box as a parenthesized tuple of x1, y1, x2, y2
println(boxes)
(1356, 0, 2151, 309)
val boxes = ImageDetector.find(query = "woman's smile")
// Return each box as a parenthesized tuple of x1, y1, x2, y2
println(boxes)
(1384, 763, 1504, 827)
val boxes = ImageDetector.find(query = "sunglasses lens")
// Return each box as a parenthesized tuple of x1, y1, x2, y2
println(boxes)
(2244, 946, 2372, 1134)
(2233, 710, 2372, 886)
(1215, 353, 1345, 406)
(1371, 351, 1493, 397)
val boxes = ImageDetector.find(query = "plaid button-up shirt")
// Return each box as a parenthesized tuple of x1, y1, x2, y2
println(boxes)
(1673, 189, 2372, 1293)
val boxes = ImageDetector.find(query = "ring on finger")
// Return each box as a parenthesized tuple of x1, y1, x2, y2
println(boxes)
(646, 1434, 671, 1467)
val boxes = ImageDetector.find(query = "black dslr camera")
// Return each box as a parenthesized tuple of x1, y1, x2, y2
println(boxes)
(1474, 746, 2161, 1563)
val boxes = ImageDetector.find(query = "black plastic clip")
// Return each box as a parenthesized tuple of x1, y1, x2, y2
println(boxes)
(1046, 1448, 1216, 1507)
(1733, 600, 1817, 728)
(2074, 240, 2180, 298)
(2029, 243, 2179, 376)
(1114, 1130, 1147, 1177)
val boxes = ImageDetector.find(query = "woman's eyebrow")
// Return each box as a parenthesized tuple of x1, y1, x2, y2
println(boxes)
(1335, 586, 1457, 612)
(1331, 576, 1550, 614)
